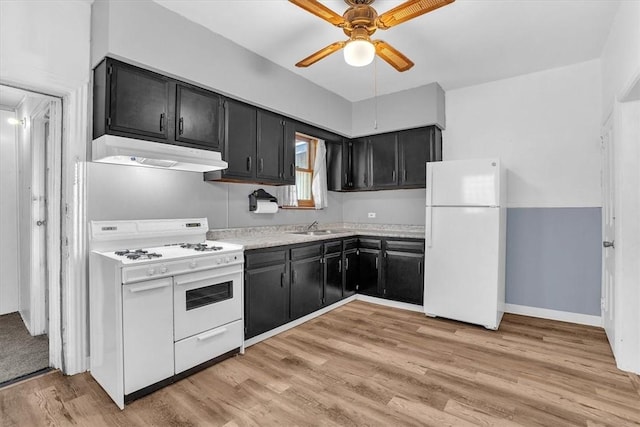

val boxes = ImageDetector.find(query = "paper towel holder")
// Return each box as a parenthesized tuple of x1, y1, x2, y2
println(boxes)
(249, 189, 278, 212)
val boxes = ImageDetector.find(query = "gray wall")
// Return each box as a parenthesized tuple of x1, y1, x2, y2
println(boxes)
(87, 163, 342, 229)
(505, 207, 602, 315)
(341, 189, 425, 225)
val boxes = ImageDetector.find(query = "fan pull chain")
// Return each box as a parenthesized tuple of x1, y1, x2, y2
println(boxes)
(374, 57, 378, 130)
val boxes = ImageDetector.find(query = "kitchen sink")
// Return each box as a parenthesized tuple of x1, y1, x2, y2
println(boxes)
(290, 230, 341, 236)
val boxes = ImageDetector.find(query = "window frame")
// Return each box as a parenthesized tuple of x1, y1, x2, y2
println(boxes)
(295, 133, 317, 208)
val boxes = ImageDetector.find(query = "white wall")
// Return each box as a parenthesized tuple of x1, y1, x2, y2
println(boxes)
(0, 109, 20, 315)
(91, 0, 352, 136)
(351, 83, 446, 137)
(342, 189, 425, 225)
(0, 1, 91, 95)
(444, 59, 602, 208)
(600, 1, 640, 119)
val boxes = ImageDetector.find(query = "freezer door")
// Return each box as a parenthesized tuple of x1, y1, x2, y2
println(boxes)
(424, 207, 501, 329)
(427, 159, 500, 207)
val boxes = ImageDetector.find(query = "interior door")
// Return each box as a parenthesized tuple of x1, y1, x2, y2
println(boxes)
(601, 117, 615, 346)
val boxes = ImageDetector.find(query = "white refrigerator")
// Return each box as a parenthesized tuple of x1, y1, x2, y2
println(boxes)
(424, 158, 507, 330)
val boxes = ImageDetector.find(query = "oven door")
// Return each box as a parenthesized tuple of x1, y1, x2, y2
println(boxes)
(173, 264, 242, 341)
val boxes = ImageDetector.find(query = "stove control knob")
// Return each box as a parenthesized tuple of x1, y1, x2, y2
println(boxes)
(160, 266, 168, 274)
(189, 261, 197, 269)
(147, 268, 155, 276)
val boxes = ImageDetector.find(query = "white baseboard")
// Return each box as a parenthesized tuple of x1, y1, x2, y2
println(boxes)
(504, 303, 602, 327)
(244, 295, 357, 348)
(355, 294, 424, 313)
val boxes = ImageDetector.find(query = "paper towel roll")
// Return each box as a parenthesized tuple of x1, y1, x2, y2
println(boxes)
(253, 200, 278, 214)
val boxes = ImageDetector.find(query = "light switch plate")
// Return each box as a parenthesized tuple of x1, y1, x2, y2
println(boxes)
(368, 212, 376, 218)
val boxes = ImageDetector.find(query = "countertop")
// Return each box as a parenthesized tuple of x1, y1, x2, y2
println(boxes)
(207, 223, 425, 250)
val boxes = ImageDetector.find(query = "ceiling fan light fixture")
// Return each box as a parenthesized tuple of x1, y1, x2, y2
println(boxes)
(343, 39, 375, 67)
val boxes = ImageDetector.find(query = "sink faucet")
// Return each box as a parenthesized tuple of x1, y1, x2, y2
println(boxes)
(307, 220, 319, 231)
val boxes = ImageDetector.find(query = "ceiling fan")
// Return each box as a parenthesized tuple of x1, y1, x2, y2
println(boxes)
(290, 0, 455, 72)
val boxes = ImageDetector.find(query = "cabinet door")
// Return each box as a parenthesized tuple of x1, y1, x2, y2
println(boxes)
(245, 263, 288, 339)
(122, 278, 174, 394)
(256, 110, 283, 182)
(290, 256, 323, 319)
(384, 251, 424, 304)
(430, 127, 443, 162)
(109, 61, 170, 140)
(369, 133, 398, 188)
(358, 249, 380, 296)
(175, 84, 222, 150)
(351, 138, 369, 189)
(399, 128, 429, 187)
(324, 252, 343, 306)
(223, 99, 256, 179)
(343, 249, 358, 296)
(282, 120, 296, 185)
(326, 141, 344, 191)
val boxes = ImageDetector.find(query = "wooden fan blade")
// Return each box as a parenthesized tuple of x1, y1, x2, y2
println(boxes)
(296, 41, 346, 68)
(373, 40, 414, 72)
(377, 0, 455, 29)
(289, 0, 345, 27)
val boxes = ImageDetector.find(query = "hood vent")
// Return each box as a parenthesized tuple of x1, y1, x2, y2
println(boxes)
(92, 135, 228, 173)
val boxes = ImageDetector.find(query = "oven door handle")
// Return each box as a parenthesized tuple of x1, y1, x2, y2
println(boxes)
(196, 327, 227, 341)
(128, 282, 171, 293)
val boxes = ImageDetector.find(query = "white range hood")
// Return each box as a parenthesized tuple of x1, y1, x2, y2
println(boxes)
(92, 135, 228, 173)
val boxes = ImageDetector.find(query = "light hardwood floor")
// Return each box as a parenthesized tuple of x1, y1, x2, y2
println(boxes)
(1, 301, 639, 426)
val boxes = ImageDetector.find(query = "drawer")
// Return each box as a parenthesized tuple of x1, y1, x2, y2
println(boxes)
(245, 248, 287, 269)
(343, 238, 358, 251)
(385, 240, 425, 253)
(174, 320, 243, 374)
(290, 243, 323, 260)
(358, 238, 381, 249)
(324, 240, 342, 255)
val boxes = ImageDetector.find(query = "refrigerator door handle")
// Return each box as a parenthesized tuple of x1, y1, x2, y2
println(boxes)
(426, 205, 433, 248)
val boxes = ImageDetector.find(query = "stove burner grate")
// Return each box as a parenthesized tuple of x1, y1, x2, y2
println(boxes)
(114, 249, 163, 260)
(180, 243, 223, 252)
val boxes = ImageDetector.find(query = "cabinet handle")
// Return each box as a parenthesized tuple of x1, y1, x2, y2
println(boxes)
(344, 173, 348, 184)
(392, 170, 396, 181)
(345, 258, 349, 270)
(179, 117, 184, 135)
(375, 256, 378, 270)
(418, 261, 422, 275)
(159, 113, 165, 132)
(280, 272, 285, 288)
(291, 163, 295, 177)
(338, 259, 342, 273)
(404, 170, 407, 182)
(247, 156, 252, 172)
(292, 270, 297, 284)
(259, 158, 264, 173)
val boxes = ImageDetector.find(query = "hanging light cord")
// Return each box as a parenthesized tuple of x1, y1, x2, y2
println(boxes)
(373, 57, 379, 129)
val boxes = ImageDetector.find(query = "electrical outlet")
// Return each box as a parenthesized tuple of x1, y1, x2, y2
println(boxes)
(368, 212, 376, 218)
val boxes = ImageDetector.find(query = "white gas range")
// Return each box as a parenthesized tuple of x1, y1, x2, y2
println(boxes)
(89, 218, 244, 409)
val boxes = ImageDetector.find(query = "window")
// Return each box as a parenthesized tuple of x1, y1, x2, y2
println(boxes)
(295, 133, 317, 208)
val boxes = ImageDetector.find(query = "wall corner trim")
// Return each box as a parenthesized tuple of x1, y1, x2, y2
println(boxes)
(505, 303, 602, 327)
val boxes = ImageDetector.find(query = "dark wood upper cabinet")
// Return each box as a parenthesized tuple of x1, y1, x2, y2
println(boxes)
(108, 61, 171, 141)
(282, 121, 296, 185)
(222, 99, 256, 180)
(399, 127, 429, 187)
(351, 138, 369, 189)
(369, 133, 398, 189)
(256, 110, 284, 182)
(175, 84, 222, 150)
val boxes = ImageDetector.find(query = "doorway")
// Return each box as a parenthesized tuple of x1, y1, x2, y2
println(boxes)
(0, 85, 62, 385)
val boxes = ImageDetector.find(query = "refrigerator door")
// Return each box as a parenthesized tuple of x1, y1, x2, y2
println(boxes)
(427, 159, 501, 207)
(424, 206, 501, 329)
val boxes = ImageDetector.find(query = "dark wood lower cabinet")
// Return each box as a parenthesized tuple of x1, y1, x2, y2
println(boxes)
(324, 252, 343, 306)
(343, 249, 358, 296)
(383, 251, 424, 305)
(290, 256, 323, 320)
(245, 263, 288, 339)
(358, 249, 380, 296)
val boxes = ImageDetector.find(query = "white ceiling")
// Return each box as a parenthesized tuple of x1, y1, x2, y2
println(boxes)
(155, 0, 619, 102)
